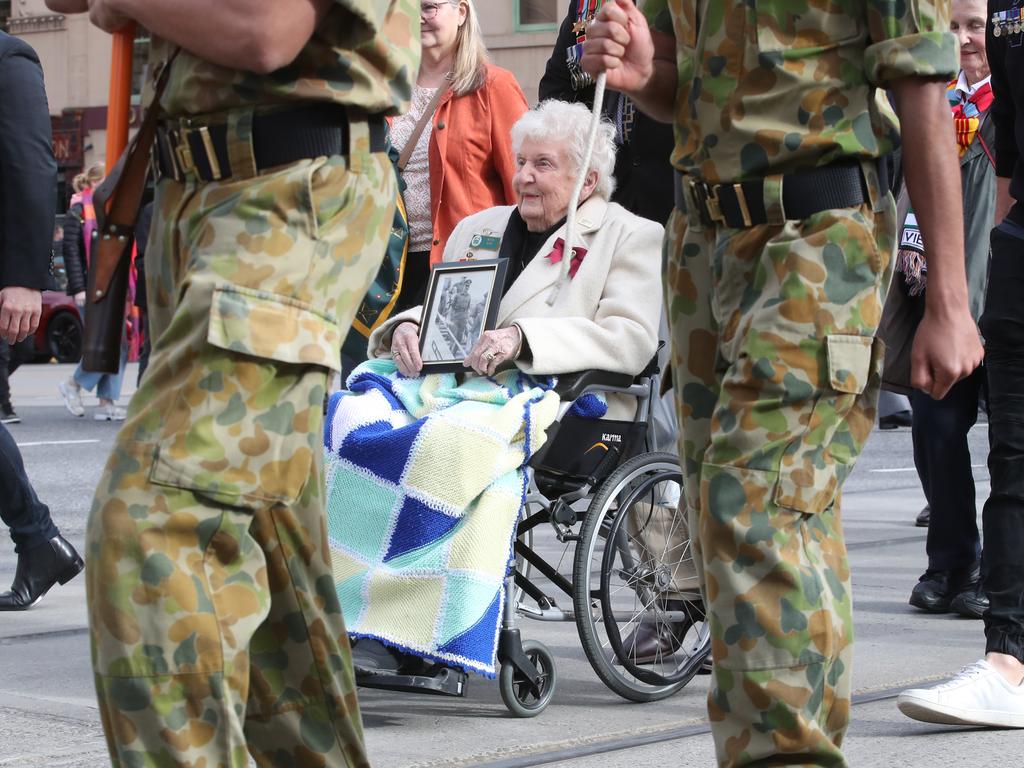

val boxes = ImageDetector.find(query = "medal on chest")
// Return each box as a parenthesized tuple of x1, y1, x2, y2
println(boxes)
(567, 0, 609, 91)
(992, 4, 1024, 37)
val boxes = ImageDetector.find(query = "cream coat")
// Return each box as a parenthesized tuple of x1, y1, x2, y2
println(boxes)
(369, 196, 664, 419)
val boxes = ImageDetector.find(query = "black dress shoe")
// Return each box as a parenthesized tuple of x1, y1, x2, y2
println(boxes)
(950, 583, 989, 619)
(619, 600, 701, 665)
(915, 505, 930, 527)
(909, 563, 981, 613)
(879, 410, 913, 430)
(0, 535, 83, 611)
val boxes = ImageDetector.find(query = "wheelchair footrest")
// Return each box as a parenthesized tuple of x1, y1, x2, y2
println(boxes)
(355, 666, 468, 697)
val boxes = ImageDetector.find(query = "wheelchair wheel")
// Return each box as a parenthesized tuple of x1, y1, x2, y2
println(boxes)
(573, 452, 710, 702)
(499, 639, 557, 717)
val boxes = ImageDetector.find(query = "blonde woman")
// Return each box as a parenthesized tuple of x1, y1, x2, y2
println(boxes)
(391, 0, 528, 311)
(58, 161, 128, 421)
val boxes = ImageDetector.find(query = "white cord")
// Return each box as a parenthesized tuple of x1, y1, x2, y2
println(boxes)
(546, 72, 607, 306)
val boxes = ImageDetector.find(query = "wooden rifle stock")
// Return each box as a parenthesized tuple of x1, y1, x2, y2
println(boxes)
(82, 32, 174, 372)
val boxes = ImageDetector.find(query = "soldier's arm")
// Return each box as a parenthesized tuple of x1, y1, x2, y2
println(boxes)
(45, 0, 331, 74)
(582, 0, 676, 123)
(891, 76, 984, 399)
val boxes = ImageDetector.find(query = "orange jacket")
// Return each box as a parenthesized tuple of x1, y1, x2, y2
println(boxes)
(426, 64, 528, 265)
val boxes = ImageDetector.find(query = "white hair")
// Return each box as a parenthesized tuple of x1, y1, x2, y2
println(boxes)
(510, 100, 617, 200)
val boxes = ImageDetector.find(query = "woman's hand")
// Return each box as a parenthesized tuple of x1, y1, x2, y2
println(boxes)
(390, 322, 423, 377)
(465, 326, 522, 377)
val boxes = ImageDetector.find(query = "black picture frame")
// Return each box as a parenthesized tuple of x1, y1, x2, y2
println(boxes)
(418, 259, 509, 373)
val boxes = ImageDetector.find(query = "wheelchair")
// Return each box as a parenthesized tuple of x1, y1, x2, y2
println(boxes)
(355, 356, 712, 717)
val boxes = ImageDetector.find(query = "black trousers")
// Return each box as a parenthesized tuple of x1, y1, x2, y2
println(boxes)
(979, 227, 1024, 662)
(912, 369, 985, 571)
(0, 423, 58, 553)
(0, 340, 9, 407)
(394, 249, 431, 314)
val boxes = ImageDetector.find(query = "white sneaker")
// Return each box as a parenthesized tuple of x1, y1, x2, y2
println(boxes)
(898, 660, 1024, 728)
(93, 404, 127, 421)
(58, 380, 84, 417)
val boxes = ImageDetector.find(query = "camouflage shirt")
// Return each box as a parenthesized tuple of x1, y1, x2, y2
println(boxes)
(642, 0, 959, 181)
(147, 0, 418, 118)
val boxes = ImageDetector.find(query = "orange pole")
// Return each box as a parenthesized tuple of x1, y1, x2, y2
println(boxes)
(104, 26, 136, 172)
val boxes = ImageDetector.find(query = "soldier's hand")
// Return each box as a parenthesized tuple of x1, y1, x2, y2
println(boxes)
(87, 0, 133, 32)
(0, 287, 42, 344)
(910, 305, 984, 400)
(581, 0, 655, 94)
(390, 322, 423, 378)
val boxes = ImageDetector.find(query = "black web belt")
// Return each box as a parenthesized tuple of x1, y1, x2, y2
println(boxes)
(154, 103, 388, 183)
(674, 159, 888, 228)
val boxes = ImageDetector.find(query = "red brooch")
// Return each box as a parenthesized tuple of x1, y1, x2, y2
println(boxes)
(545, 238, 588, 278)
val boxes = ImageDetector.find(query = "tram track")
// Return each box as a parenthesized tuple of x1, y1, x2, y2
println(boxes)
(463, 678, 945, 768)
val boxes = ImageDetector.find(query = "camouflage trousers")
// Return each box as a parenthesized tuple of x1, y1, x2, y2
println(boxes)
(86, 122, 395, 768)
(665, 171, 894, 767)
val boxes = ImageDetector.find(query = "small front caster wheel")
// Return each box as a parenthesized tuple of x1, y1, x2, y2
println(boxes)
(498, 639, 557, 717)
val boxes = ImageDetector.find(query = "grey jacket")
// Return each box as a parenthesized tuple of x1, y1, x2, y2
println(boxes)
(880, 105, 996, 394)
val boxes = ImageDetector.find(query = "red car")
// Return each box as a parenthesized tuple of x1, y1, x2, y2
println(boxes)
(32, 290, 83, 363)
(20, 216, 85, 364)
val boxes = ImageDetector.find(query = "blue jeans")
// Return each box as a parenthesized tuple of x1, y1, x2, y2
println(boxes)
(979, 225, 1024, 662)
(0, 423, 58, 552)
(73, 343, 127, 401)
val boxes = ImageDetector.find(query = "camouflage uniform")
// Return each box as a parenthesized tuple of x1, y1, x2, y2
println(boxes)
(641, 1, 957, 765)
(86, 3, 418, 766)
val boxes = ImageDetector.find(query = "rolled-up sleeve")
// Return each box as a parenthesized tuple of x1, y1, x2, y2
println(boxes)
(864, 1, 959, 85)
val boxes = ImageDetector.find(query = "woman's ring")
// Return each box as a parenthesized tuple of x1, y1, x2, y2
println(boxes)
(392, 350, 401, 359)
(483, 351, 496, 362)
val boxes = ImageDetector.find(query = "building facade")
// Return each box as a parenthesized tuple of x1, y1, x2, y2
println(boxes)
(9, 1, 562, 205)
(479, 0, 561, 105)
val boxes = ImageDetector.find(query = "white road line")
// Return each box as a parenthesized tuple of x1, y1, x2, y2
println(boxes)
(15, 439, 101, 447)
(871, 464, 986, 473)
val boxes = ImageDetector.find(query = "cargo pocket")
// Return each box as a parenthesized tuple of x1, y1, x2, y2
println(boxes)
(149, 285, 341, 509)
(774, 334, 879, 514)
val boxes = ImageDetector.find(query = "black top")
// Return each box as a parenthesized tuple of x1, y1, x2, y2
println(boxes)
(0, 32, 57, 290)
(498, 210, 566, 289)
(63, 202, 87, 296)
(539, 0, 674, 225)
(988, 1, 1024, 224)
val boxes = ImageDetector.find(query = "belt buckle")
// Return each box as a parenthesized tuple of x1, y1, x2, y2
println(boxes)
(686, 179, 712, 226)
(704, 183, 725, 225)
(172, 128, 196, 177)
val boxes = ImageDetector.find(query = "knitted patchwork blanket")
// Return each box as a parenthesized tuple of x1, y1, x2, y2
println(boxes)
(324, 360, 560, 676)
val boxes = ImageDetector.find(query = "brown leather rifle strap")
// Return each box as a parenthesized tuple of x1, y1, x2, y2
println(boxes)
(89, 48, 179, 301)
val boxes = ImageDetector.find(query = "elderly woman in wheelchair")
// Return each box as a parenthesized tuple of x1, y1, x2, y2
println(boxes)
(324, 100, 708, 716)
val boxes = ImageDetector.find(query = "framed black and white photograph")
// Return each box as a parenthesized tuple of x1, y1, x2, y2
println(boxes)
(418, 259, 508, 373)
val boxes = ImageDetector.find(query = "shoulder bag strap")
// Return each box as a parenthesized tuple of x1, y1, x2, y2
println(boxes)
(976, 113, 996, 170)
(396, 78, 451, 172)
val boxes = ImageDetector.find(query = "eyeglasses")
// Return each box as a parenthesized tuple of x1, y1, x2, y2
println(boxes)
(421, 1, 456, 20)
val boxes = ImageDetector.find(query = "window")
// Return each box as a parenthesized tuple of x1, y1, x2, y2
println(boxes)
(517, 0, 560, 29)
